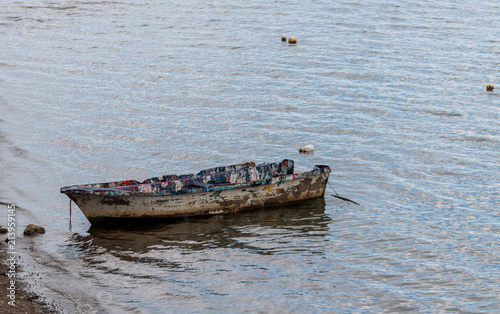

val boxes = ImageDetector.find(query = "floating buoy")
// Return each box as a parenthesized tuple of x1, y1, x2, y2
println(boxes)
(281, 35, 287, 42)
(486, 83, 494, 91)
(288, 37, 297, 44)
(299, 144, 314, 153)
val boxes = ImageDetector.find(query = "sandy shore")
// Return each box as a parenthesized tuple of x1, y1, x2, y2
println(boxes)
(1, 241, 60, 313)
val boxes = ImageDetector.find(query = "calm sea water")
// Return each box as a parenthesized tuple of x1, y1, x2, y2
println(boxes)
(1, 0, 499, 312)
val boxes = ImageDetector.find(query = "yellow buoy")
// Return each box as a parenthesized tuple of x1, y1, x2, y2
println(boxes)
(281, 35, 287, 42)
(288, 37, 297, 44)
(486, 83, 494, 91)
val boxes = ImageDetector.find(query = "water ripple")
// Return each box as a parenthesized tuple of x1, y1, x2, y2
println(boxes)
(1, 0, 499, 312)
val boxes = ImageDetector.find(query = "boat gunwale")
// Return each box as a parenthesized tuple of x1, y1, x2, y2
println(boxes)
(60, 161, 331, 197)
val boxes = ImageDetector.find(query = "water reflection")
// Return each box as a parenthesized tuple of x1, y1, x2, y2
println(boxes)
(68, 199, 330, 266)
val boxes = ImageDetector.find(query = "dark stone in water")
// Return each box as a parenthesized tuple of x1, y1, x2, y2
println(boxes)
(24, 224, 46, 236)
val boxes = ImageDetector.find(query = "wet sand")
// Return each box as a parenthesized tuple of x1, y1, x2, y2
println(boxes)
(0, 242, 59, 313)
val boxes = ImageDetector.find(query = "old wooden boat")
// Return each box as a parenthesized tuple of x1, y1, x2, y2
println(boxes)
(60, 159, 331, 224)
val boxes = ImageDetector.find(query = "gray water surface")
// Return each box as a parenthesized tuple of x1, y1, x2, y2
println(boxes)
(1, 0, 499, 312)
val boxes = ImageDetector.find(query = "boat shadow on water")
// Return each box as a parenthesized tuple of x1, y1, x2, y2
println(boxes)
(67, 198, 331, 265)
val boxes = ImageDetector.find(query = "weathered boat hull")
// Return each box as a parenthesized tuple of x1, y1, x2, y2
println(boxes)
(61, 160, 331, 224)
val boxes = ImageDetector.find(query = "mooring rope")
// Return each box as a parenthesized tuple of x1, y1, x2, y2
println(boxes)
(328, 181, 339, 195)
(328, 182, 361, 206)
(69, 200, 72, 231)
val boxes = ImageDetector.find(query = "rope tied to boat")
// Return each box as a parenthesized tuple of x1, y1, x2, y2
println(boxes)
(69, 200, 72, 231)
(328, 182, 361, 206)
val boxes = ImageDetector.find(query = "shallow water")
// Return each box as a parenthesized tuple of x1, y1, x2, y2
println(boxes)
(1, 0, 499, 312)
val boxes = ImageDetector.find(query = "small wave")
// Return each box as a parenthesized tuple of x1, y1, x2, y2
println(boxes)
(442, 136, 491, 143)
(424, 110, 463, 117)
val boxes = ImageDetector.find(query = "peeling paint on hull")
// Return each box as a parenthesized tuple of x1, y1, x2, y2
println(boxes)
(61, 160, 331, 225)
